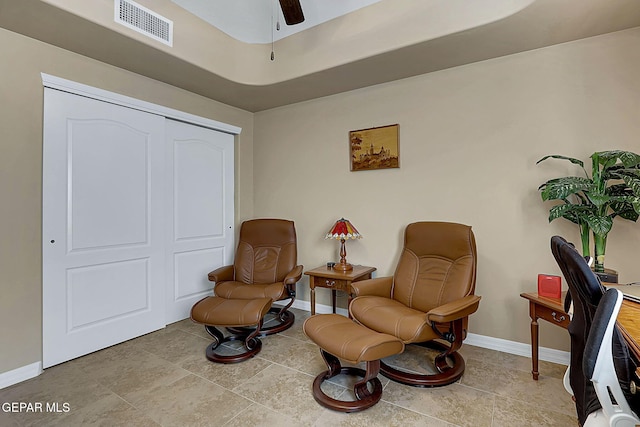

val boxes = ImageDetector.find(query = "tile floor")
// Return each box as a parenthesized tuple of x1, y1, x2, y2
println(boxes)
(0, 307, 577, 426)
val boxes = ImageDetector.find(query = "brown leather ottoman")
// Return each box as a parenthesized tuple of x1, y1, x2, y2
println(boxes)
(303, 314, 404, 412)
(191, 296, 272, 363)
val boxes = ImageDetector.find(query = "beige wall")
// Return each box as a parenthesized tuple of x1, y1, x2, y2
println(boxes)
(254, 28, 640, 351)
(0, 27, 254, 375)
(3, 21, 640, 379)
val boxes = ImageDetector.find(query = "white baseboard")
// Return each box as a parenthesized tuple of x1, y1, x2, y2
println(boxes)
(0, 361, 42, 389)
(291, 299, 350, 316)
(465, 332, 570, 365)
(292, 300, 570, 366)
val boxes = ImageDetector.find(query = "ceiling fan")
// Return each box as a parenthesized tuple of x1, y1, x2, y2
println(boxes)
(278, 0, 305, 25)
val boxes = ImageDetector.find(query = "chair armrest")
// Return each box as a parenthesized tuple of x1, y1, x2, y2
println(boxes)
(208, 265, 234, 283)
(350, 276, 393, 298)
(284, 265, 304, 285)
(427, 295, 481, 323)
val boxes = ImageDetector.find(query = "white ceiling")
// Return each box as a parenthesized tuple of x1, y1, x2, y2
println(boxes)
(169, 0, 384, 43)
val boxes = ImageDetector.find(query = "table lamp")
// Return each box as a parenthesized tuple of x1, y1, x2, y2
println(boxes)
(325, 218, 361, 271)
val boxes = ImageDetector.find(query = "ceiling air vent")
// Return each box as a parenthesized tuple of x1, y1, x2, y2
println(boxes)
(114, 0, 173, 46)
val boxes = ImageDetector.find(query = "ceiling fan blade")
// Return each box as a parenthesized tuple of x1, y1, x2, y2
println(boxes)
(278, 0, 305, 25)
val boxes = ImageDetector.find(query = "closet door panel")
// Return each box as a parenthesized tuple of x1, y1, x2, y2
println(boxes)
(165, 119, 234, 323)
(42, 88, 166, 368)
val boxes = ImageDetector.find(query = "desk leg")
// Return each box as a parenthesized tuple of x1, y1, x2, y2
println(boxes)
(332, 289, 337, 314)
(311, 287, 316, 315)
(529, 302, 540, 381)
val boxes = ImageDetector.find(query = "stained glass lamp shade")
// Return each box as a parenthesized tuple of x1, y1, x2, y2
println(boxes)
(325, 218, 361, 271)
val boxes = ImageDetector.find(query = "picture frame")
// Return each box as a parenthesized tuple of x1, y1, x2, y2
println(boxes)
(349, 124, 399, 171)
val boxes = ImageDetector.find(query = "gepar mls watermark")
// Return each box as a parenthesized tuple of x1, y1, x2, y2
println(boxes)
(2, 402, 70, 413)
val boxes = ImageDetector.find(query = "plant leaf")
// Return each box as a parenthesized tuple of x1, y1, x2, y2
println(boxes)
(606, 185, 633, 200)
(536, 155, 584, 167)
(596, 150, 640, 167)
(584, 213, 613, 237)
(602, 164, 625, 180)
(549, 204, 578, 223)
(539, 177, 592, 200)
(634, 197, 640, 215)
(614, 203, 640, 221)
(595, 152, 618, 170)
(622, 175, 640, 196)
(548, 203, 595, 225)
(586, 193, 610, 209)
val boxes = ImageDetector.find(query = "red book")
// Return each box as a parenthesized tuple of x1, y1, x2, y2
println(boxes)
(538, 274, 562, 299)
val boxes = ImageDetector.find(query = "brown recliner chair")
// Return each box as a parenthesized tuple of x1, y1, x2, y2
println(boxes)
(349, 221, 480, 387)
(208, 219, 303, 335)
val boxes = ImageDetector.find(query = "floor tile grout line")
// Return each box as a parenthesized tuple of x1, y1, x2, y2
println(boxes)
(184, 363, 273, 397)
(219, 402, 258, 427)
(490, 395, 497, 427)
(179, 372, 286, 424)
(377, 397, 464, 426)
(108, 391, 161, 425)
(221, 401, 294, 426)
(252, 356, 318, 380)
(106, 369, 263, 426)
(455, 378, 577, 419)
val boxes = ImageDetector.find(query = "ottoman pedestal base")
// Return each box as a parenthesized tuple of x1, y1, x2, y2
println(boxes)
(303, 314, 404, 412)
(313, 350, 384, 413)
(225, 305, 295, 337)
(191, 296, 272, 364)
(203, 324, 263, 364)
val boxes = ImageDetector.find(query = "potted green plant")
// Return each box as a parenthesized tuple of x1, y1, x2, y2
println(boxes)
(537, 150, 640, 282)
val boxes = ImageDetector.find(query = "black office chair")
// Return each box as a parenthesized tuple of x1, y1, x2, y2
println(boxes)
(550, 236, 638, 426)
(582, 288, 640, 426)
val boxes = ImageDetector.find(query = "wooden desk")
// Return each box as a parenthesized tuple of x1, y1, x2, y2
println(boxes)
(305, 265, 376, 315)
(521, 291, 640, 380)
(618, 299, 640, 377)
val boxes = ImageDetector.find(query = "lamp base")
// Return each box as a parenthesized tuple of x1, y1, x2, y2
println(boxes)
(333, 262, 353, 272)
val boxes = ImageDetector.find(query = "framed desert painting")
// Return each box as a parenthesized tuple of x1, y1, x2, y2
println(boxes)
(349, 124, 399, 171)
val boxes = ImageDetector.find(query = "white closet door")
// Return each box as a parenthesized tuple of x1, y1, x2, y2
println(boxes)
(42, 89, 166, 368)
(164, 119, 234, 323)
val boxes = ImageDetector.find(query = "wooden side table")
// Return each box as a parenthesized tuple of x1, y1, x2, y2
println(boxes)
(520, 292, 570, 380)
(305, 265, 376, 315)
(522, 288, 640, 383)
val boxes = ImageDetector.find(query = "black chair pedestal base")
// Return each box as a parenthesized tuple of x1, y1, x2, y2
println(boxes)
(312, 349, 383, 413)
(204, 324, 263, 364)
(380, 340, 465, 387)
